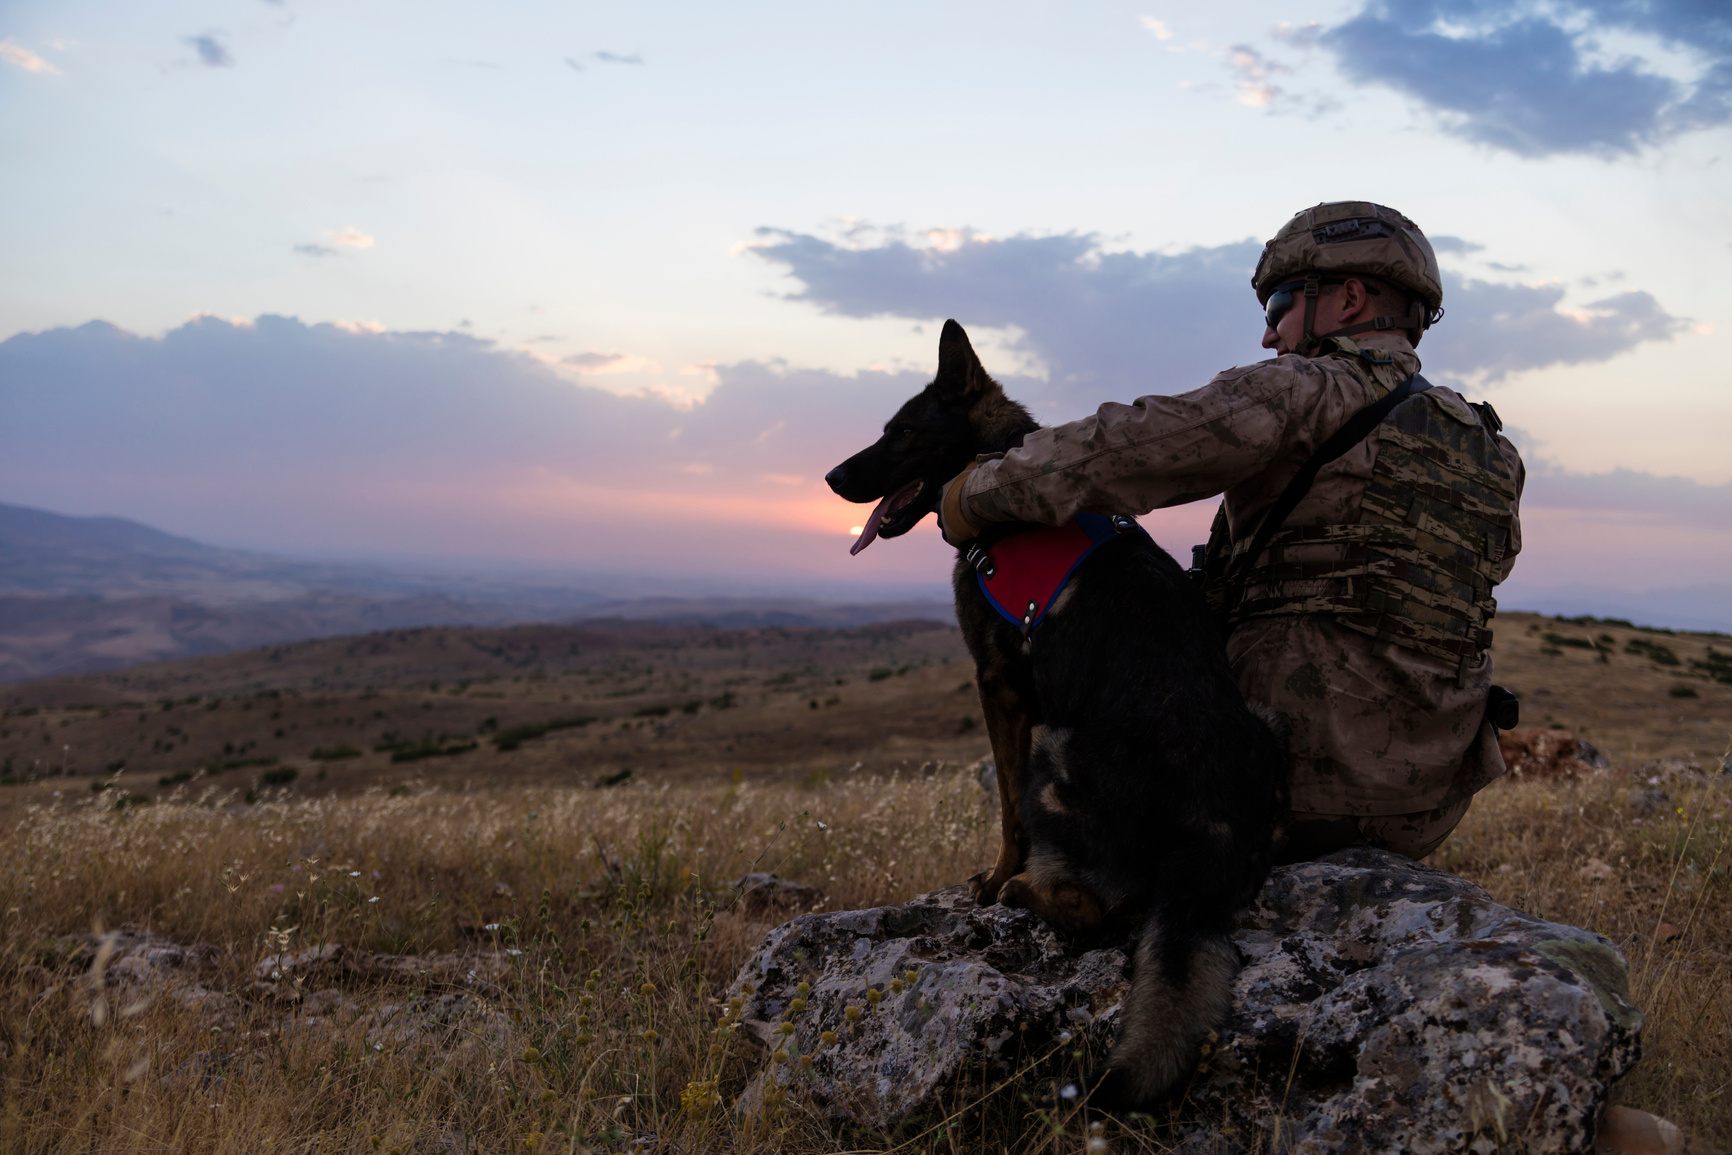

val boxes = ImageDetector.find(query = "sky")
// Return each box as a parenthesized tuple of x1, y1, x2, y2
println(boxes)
(2, 0, 1730, 619)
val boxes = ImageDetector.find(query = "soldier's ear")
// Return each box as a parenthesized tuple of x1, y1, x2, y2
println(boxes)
(935, 319, 990, 400)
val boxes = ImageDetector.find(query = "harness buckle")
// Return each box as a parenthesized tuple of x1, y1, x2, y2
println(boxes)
(1110, 514, 1136, 534)
(964, 542, 997, 579)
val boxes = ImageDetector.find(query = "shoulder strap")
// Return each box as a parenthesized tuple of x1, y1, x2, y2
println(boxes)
(1224, 372, 1434, 615)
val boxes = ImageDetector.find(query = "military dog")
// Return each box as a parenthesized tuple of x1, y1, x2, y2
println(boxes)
(827, 320, 1287, 1107)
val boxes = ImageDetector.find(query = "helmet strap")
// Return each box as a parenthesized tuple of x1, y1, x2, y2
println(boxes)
(1296, 274, 1324, 357)
(1315, 301, 1431, 346)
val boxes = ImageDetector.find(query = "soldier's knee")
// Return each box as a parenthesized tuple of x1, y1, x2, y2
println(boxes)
(1359, 795, 1472, 860)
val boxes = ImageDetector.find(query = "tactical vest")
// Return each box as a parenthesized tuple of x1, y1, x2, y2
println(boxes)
(1202, 349, 1518, 682)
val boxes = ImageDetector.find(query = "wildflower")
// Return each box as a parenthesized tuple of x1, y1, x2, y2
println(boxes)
(639, 982, 657, 997)
(844, 1005, 862, 1023)
(776, 1021, 795, 1036)
(904, 969, 918, 985)
(820, 1030, 838, 1046)
(799, 1054, 813, 1070)
(368, 896, 380, 903)
(1060, 1083, 1079, 1100)
(521, 1046, 540, 1063)
(888, 978, 903, 994)
(522, 1132, 542, 1149)
(796, 981, 811, 996)
(788, 997, 806, 1014)
(576, 1014, 590, 1029)
(772, 1048, 788, 1064)
(540, 1089, 557, 1105)
(865, 987, 881, 1006)
(642, 1028, 659, 1043)
(582, 1086, 598, 1101)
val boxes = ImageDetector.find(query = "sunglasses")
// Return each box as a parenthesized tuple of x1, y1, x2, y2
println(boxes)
(1263, 277, 1346, 330)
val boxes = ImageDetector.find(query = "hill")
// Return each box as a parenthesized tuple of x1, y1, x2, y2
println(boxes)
(0, 609, 1725, 812)
(0, 502, 952, 681)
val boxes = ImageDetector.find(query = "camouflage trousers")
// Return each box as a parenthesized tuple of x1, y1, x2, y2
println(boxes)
(1275, 794, 1472, 864)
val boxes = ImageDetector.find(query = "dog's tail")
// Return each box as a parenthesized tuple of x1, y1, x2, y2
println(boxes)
(1093, 913, 1238, 1108)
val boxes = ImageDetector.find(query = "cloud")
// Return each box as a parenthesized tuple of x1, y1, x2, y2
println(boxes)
(746, 225, 1685, 409)
(564, 57, 585, 72)
(1140, 17, 1173, 41)
(0, 312, 1722, 601)
(560, 351, 660, 375)
(1225, 44, 1285, 107)
(1522, 466, 1732, 530)
(1318, 0, 1732, 156)
(0, 316, 949, 579)
(594, 51, 645, 65)
(293, 243, 339, 258)
(185, 34, 234, 69)
(1421, 281, 1687, 382)
(0, 40, 59, 74)
(331, 228, 374, 249)
(1429, 235, 1484, 255)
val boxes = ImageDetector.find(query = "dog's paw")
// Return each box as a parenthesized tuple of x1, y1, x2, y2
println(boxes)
(997, 875, 1035, 909)
(968, 869, 1006, 905)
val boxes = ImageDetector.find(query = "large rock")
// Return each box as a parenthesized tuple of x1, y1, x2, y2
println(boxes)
(728, 848, 1642, 1152)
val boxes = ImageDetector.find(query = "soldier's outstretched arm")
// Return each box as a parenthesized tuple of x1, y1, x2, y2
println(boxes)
(960, 357, 1343, 528)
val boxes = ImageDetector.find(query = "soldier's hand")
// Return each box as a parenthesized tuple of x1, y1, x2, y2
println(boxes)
(938, 463, 985, 547)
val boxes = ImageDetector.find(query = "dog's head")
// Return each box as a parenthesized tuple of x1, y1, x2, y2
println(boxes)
(826, 319, 1034, 555)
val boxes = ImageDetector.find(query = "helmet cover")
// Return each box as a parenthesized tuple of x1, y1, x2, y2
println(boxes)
(1253, 202, 1443, 317)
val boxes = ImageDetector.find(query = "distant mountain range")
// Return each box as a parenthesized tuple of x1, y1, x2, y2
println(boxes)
(0, 502, 954, 681)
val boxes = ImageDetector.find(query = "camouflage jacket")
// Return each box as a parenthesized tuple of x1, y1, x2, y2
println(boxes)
(960, 332, 1526, 816)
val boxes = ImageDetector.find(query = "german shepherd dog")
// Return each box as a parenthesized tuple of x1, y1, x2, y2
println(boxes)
(827, 320, 1287, 1107)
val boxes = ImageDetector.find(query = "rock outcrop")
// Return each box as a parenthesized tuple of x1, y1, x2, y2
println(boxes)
(729, 848, 1643, 1153)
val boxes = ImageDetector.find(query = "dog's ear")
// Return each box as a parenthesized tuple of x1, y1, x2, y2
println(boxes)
(936, 319, 991, 400)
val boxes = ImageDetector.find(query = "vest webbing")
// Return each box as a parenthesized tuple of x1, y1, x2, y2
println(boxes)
(1223, 354, 1517, 678)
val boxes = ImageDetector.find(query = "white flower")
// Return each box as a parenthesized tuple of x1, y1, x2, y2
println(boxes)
(368, 896, 380, 903)
(1060, 1083, 1078, 1100)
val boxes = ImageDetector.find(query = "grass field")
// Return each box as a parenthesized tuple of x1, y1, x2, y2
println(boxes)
(0, 612, 1727, 1152)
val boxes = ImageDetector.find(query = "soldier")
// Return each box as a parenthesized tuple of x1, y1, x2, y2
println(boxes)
(938, 201, 1525, 863)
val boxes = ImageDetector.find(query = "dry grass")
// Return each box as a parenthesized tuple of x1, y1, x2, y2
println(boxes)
(1, 758, 1727, 1153)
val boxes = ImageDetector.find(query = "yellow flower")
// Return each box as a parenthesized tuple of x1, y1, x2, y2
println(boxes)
(642, 1028, 659, 1043)
(865, 988, 881, 1005)
(788, 997, 807, 1014)
(888, 978, 903, 994)
(772, 1048, 789, 1064)
(796, 981, 811, 996)
(639, 982, 657, 997)
(776, 1021, 795, 1036)
(820, 1030, 838, 1046)
(844, 1005, 861, 1022)
(520, 1047, 540, 1063)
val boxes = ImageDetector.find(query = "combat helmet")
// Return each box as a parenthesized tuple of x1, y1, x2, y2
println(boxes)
(1253, 202, 1443, 349)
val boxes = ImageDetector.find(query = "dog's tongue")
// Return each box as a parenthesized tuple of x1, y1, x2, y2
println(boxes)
(849, 480, 924, 556)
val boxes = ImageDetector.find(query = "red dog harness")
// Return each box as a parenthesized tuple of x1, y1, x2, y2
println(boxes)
(969, 512, 1148, 635)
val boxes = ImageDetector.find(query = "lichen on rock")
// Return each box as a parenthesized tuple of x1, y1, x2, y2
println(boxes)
(728, 848, 1643, 1153)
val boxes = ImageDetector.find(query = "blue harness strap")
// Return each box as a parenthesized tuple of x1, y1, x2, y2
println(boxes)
(974, 512, 1147, 634)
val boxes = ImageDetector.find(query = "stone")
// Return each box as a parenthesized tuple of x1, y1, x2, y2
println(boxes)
(726, 873, 826, 918)
(1498, 727, 1609, 778)
(729, 848, 1643, 1153)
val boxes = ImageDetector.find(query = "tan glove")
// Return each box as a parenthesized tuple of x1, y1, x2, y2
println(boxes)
(938, 462, 986, 547)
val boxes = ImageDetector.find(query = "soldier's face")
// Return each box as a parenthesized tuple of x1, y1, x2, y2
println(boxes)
(1262, 284, 1348, 355)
